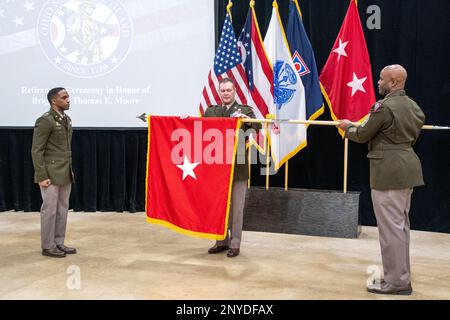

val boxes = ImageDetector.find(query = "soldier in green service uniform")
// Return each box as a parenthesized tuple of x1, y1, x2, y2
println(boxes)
(205, 78, 261, 258)
(31, 87, 77, 258)
(338, 65, 425, 295)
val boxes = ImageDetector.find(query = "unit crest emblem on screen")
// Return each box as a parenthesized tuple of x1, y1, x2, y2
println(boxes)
(37, 0, 133, 78)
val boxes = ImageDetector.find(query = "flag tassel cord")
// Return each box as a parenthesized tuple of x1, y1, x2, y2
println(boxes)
(241, 119, 450, 130)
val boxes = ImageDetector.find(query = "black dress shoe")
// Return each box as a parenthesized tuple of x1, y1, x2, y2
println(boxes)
(372, 278, 385, 285)
(367, 282, 412, 295)
(57, 244, 77, 254)
(227, 248, 240, 258)
(208, 245, 229, 254)
(42, 248, 66, 258)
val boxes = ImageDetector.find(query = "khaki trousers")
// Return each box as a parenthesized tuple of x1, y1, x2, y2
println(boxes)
(371, 188, 413, 287)
(40, 184, 71, 250)
(216, 179, 247, 249)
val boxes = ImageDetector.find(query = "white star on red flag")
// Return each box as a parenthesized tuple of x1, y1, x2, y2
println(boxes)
(176, 156, 199, 180)
(319, 0, 376, 131)
(347, 73, 367, 96)
(332, 38, 349, 61)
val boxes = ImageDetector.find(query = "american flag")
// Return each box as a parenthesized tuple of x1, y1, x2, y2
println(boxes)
(199, 6, 273, 151)
(0, 0, 216, 127)
(237, 3, 273, 150)
(199, 13, 250, 113)
(0, 1, 213, 72)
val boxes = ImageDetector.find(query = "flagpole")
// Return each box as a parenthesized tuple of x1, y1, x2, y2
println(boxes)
(285, 161, 289, 191)
(264, 122, 270, 190)
(422, 125, 450, 130)
(266, 149, 270, 190)
(343, 138, 349, 193)
(243, 119, 340, 125)
(242, 119, 450, 130)
(248, 145, 251, 188)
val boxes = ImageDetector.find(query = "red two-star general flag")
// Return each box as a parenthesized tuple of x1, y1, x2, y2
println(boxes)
(146, 116, 240, 240)
(320, 0, 376, 136)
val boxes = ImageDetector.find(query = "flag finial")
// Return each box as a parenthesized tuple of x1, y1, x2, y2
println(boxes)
(293, 0, 303, 19)
(226, 1, 233, 18)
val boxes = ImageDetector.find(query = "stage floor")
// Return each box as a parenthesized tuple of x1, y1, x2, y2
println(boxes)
(1, 212, 449, 300)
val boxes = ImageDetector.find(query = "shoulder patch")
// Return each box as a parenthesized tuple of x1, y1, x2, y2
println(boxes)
(373, 102, 383, 112)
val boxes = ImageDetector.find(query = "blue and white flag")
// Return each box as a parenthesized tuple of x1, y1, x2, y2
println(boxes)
(263, 1, 306, 170)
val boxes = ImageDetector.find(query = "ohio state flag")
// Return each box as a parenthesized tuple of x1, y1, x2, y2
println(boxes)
(320, 0, 375, 136)
(146, 116, 240, 240)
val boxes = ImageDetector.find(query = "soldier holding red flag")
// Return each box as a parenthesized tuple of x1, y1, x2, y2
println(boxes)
(338, 65, 425, 295)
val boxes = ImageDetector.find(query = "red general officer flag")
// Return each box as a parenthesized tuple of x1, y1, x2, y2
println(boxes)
(320, 0, 376, 136)
(146, 116, 241, 240)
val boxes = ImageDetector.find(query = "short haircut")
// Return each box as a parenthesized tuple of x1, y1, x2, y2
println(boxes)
(218, 78, 235, 87)
(47, 87, 66, 105)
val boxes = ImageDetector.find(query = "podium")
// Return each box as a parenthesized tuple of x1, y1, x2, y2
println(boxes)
(243, 187, 361, 239)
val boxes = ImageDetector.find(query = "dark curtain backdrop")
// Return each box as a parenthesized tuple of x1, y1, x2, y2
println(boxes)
(214, 0, 450, 233)
(0, 129, 148, 213)
(1, 0, 449, 233)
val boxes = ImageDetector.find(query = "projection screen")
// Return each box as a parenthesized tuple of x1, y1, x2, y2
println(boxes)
(0, 0, 215, 127)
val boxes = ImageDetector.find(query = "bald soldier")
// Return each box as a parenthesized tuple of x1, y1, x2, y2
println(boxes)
(337, 65, 425, 295)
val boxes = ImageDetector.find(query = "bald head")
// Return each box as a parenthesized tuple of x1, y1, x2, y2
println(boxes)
(383, 64, 408, 84)
(378, 64, 408, 96)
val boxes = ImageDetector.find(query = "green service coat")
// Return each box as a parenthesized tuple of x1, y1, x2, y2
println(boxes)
(31, 109, 74, 185)
(204, 101, 261, 181)
(345, 90, 425, 190)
